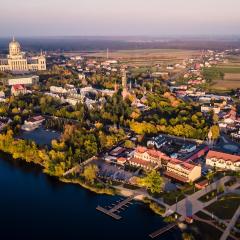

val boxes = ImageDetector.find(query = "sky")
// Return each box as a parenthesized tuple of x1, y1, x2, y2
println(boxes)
(0, 0, 240, 37)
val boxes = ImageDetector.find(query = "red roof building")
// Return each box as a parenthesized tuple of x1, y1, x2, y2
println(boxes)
(206, 150, 240, 171)
(11, 84, 27, 96)
(130, 146, 169, 170)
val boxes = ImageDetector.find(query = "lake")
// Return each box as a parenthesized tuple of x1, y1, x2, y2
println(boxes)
(18, 127, 61, 146)
(0, 152, 183, 240)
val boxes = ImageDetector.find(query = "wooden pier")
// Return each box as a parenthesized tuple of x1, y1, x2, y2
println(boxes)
(96, 194, 138, 220)
(149, 222, 177, 239)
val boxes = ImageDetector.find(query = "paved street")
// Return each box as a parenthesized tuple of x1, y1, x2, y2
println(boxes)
(164, 176, 233, 218)
(220, 205, 240, 240)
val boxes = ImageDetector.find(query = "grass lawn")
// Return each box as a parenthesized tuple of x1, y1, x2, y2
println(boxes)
(189, 221, 222, 240)
(205, 194, 240, 219)
(195, 211, 213, 221)
(183, 186, 197, 195)
(199, 190, 218, 202)
(162, 190, 185, 205)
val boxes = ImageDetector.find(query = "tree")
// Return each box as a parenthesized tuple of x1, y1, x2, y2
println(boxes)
(206, 171, 214, 184)
(212, 113, 219, 124)
(124, 140, 135, 148)
(210, 125, 220, 140)
(140, 170, 164, 193)
(182, 232, 195, 240)
(82, 164, 99, 184)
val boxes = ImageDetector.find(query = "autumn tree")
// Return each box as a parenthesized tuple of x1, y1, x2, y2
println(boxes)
(82, 164, 99, 184)
(210, 125, 220, 140)
(140, 170, 164, 193)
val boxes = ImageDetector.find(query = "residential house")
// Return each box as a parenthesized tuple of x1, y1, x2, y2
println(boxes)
(11, 84, 27, 96)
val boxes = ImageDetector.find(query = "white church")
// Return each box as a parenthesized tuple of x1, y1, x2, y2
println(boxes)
(0, 38, 46, 72)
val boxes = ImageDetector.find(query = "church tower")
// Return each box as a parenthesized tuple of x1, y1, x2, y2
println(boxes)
(121, 68, 128, 99)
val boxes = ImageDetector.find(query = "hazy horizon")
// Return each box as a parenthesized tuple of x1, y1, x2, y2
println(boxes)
(1, 0, 240, 37)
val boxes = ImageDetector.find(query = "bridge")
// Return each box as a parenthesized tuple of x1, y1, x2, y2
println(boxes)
(149, 222, 177, 239)
(96, 193, 138, 220)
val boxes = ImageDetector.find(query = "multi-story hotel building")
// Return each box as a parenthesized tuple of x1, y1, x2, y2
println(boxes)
(128, 146, 168, 170)
(206, 150, 240, 171)
(0, 38, 46, 72)
(128, 146, 201, 182)
(165, 159, 201, 183)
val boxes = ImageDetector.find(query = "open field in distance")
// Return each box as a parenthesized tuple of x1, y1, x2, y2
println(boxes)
(211, 79, 240, 90)
(65, 49, 201, 66)
(211, 57, 240, 90)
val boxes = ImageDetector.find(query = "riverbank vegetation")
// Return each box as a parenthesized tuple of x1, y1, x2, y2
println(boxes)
(0, 130, 116, 195)
(143, 198, 166, 216)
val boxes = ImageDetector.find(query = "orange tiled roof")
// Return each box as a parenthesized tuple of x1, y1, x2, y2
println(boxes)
(129, 157, 157, 168)
(207, 150, 240, 163)
(168, 158, 196, 170)
(117, 157, 126, 162)
(136, 146, 167, 158)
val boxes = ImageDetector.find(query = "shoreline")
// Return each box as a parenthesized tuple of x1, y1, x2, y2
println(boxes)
(0, 147, 166, 217)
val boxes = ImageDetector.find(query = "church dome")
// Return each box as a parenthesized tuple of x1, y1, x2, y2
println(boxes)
(9, 37, 21, 56)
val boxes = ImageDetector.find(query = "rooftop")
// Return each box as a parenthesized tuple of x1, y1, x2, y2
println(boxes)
(129, 157, 157, 168)
(136, 146, 167, 158)
(207, 150, 240, 163)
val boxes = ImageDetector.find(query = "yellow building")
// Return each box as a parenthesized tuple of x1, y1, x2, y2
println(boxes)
(165, 159, 201, 183)
(0, 38, 46, 72)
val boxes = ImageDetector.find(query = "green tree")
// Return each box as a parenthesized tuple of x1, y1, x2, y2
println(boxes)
(124, 140, 135, 148)
(206, 171, 214, 184)
(141, 170, 164, 193)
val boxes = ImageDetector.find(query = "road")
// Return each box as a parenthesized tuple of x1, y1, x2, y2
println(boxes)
(164, 176, 233, 218)
(220, 205, 240, 240)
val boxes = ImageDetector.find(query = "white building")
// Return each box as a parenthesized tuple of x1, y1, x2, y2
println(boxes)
(50, 86, 67, 94)
(0, 38, 46, 72)
(201, 105, 220, 114)
(8, 75, 39, 86)
(206, 150, 240, 171)
(21, 115, 45, 131)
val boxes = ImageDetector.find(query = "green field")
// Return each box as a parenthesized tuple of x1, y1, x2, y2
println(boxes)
(210, 64, 240, 90)
(205, 194, 240, 220)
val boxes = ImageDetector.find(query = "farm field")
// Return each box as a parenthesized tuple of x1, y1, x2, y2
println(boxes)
(82, 49, 201, 66)
(210, 59, 240, 90)
(211, 79, 240, 90)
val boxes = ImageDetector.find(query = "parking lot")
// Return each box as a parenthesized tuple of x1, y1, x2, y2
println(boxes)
(93, 159, 135, 182)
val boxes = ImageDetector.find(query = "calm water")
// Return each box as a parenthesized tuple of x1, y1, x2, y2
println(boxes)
(18, 127, 61, 146)
(0, 153, 182, 240)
